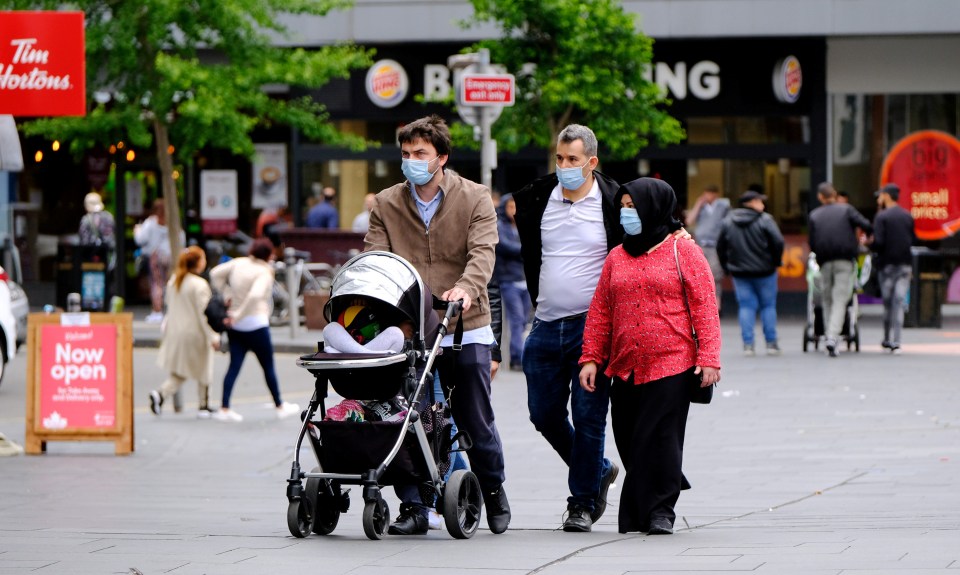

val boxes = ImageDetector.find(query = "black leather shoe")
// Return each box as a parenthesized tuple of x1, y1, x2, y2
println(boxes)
(591, 461, 620, 522)
(484, 486, 511, 534)
(387, 505, 428, 535)
(562, 504, 592, 532)
(648, 517, 674, 535)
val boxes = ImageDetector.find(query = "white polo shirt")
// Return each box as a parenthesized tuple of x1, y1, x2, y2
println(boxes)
(535, 179, 608, 322)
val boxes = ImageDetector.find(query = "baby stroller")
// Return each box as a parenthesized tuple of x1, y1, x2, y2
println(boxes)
(802, 251, 871, 352)
(285, 251, 481, 540)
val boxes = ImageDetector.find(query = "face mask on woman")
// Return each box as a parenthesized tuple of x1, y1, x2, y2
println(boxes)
(401, 156, 440, 186)
(620, 207, 642, 235)
(556, 161, 589, 190)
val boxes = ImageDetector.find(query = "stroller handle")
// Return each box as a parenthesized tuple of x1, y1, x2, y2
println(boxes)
(432, 296, 464, 320)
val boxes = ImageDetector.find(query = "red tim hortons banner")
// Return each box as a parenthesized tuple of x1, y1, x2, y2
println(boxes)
(0, 11, 86, 117)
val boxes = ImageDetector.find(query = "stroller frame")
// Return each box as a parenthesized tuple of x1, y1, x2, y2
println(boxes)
(284, 251, 482, 540)
(802, 252, 869, 352)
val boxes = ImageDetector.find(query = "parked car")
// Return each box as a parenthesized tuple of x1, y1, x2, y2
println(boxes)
(8, 278, 28, 349)
(0, 265, 18, 387)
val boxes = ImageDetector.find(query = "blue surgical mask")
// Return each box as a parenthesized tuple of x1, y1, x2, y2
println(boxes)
(556, 161, 589, 191)
(620, 207, 642, 235)
(402, 156, 440, 186)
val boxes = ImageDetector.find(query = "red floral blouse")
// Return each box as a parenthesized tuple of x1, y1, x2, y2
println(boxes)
(580, 238, 722, 384)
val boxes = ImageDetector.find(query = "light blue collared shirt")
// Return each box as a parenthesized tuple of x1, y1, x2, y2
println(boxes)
(409, 182, 444, 229)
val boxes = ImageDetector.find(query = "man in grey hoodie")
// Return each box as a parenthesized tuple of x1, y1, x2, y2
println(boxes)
(717, 190, 785, 356)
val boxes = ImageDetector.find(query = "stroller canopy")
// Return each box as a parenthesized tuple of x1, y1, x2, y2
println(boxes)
(323, 251, 432, 344)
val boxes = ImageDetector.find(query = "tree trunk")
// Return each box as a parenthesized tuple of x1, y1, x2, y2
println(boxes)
(153, 119, 184, 263)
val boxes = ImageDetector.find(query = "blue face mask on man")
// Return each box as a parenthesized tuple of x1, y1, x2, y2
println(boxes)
(620, 207, 642, 235)
(556, 161, 589, 191)
(402, 156, 440, 186)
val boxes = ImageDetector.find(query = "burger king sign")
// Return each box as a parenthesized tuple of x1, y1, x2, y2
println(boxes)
(365, 59, 408, 109)
(773, 55, 802, 104)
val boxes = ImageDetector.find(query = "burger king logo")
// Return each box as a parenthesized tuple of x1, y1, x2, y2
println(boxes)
(773, 56, 802, 104)
(365, 59, 408, 109)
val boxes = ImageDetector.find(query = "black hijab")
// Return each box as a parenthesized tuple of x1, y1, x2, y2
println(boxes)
(616, 177, 683, 257)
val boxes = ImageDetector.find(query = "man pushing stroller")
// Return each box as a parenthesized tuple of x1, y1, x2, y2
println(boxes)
(364, 115, 510, 536)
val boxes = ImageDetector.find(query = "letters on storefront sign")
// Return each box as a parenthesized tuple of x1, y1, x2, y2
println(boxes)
(0, 11, 86, 117)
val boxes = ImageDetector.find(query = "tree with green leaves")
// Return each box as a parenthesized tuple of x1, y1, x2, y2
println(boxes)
(462, 0, 684, 167)
(3, 0, 373, 258)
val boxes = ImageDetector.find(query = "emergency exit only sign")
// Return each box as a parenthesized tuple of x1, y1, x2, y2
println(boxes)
(460, 73, 515, 106)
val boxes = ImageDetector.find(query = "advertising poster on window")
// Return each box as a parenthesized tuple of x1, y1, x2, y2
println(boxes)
(200, 169, 238, 235)
(39, 324, 117, 430)
(252, 143, 288, 209)
(881, 130, 960, 240)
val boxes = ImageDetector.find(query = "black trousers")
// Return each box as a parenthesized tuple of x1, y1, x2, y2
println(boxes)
(610, 370, 692, 533)
(435, 342, 506, 491)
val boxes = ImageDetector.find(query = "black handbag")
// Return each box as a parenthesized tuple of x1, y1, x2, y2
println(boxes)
(204, 290, 229, 333)
(674, 239, 714, 405)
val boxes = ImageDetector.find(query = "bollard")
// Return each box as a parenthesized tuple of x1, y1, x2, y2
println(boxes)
(285, 247, 299, 338)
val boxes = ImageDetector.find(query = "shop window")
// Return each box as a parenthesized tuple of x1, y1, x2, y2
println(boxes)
(686, 116, 809, 145)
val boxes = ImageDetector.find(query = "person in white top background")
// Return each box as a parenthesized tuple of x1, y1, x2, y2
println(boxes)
(134, 198, 183, 323)
(209, 239, 299, 422)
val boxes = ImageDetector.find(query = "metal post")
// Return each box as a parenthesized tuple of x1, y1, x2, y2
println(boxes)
(478, 49, 494, 191)
(285, 247, 299, 338)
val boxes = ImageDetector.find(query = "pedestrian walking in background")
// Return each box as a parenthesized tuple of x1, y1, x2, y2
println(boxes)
(364, 114, 509, 536)
(493, 193, 530, 371)
(808, 182, 873, 357)
(871, 183, 915, 354)
(134, 199, 180, 323)
(579, 177, 721, 536)
(351, 192, 377, 233)
(685, 184, 730, 312)
(512, 124, 621, 533)
(305, 185, 339, 229)
(149, 246, 220, 418)
(717, 190, 785, 356)
(209, 239, 300, 422)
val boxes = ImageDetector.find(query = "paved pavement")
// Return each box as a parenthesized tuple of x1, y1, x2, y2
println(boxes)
(1, 307, 959, 574)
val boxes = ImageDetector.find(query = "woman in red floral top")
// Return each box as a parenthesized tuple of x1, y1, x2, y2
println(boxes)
(579, 177, 721, 535)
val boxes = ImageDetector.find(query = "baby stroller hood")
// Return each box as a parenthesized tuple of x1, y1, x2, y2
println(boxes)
(323, 251, 436, 347)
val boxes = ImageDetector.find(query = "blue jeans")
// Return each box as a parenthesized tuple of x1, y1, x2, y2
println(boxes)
(522, 313, 612, 512)
(222, 327, 282, 409)
(732, 273, 779, 346)
(500, 281, 531, 366)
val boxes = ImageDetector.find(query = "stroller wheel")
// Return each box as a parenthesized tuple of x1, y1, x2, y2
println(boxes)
(306, 472, 340, 536)
(287, 497, 313, 538)
(442, 470, 482, 539)
(362, 497, 390, 540)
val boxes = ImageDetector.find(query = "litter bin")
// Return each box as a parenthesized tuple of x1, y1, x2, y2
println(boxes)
(56, 243, 111, 311)
(905, 247, 945, 328)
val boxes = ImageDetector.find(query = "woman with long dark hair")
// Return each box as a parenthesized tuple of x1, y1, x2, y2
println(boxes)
(209, 239, 299, 422)
(579, 177, 721, 535)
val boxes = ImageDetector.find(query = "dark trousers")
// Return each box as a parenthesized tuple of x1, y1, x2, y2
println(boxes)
(610, 370, 691, 533)
(222, 327, 282, 409)
(396, 342, 505, 514)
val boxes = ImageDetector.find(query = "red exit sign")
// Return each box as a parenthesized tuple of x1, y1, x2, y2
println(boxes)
(460, 74, 515, 106)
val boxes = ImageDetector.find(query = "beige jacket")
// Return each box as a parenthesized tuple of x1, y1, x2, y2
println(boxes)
(209, 256, 274, 322)
(364, 171, 498, 331)
(157, 274, 217, 383)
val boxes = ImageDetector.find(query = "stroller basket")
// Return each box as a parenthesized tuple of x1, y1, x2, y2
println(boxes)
(310, 420, 431, 485)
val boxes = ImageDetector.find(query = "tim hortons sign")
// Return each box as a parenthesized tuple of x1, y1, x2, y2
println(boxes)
(0, 11, 86, 117)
